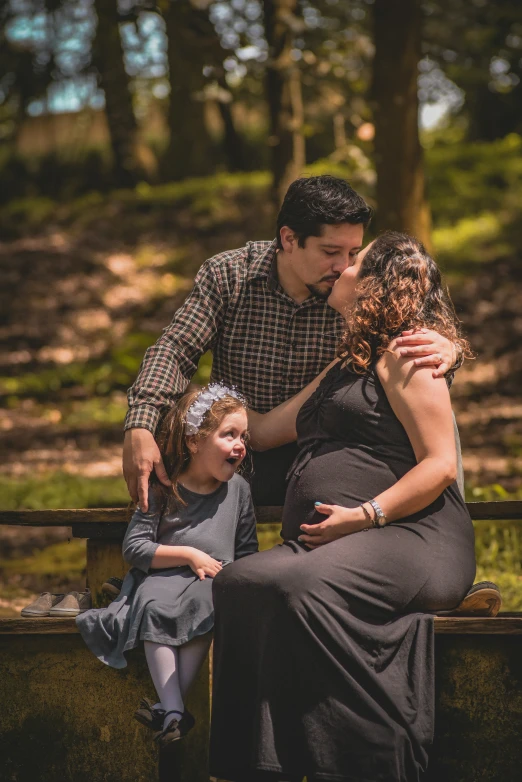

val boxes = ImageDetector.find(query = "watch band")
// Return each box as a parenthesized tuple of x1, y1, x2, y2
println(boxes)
(368, 499, 387, 528)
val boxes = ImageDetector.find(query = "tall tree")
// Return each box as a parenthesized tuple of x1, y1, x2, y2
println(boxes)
(214, 69, 246, 172)
(161, 1, 216, 180)
(263, 0, 305, 207)
(372, 0, 431, 247)
(93, 0, 143, 187)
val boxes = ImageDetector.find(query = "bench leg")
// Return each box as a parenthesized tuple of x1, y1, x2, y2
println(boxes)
(86, 539, 128, 608)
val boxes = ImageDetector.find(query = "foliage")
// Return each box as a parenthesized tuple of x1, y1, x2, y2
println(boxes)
(423, 0, 522, 140)
(423, 133, 522, 272)
(0, 169, 272, 237)
(427, 133, 522, 225)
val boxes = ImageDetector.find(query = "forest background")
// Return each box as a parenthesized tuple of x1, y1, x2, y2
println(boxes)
(1, 0, 522, 614)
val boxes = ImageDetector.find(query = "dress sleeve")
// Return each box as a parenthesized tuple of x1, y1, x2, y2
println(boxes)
(234, 482, 259, 560)
(122, 484, 166, 573)
(124, 260, 227, 434)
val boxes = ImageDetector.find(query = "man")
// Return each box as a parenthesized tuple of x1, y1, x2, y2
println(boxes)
(123, 175, 460, 510)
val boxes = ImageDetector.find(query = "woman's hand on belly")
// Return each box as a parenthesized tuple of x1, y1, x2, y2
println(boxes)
(298, 503, 370, 548)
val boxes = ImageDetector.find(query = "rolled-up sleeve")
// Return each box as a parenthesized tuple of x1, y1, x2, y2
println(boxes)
(122, 485, 165, 573)
(124, 260, 226, 434)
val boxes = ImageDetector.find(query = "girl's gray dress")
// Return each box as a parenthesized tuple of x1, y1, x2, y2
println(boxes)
(76, 474, 258, 669)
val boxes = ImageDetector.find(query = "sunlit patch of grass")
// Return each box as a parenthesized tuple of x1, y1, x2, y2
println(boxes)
(475, 568, 522, 612)
(0, 472, 129, 510)
(467, 483, 522, 502)
(257, 523, 282, 551)
(0, 332, 159, 400)
(60, 394, 128, 428)
(2, 197, 56, 233)
(0, 538, 86, 580)
(0, 361, 131, 399)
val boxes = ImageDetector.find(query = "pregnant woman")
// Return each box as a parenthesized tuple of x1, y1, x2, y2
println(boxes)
(209, 232, 476, 782)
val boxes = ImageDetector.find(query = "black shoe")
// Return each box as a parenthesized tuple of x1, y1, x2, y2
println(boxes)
(134, 697, 165, 731)
(101, 576, 123, 599)
(153, 709, 195, 748)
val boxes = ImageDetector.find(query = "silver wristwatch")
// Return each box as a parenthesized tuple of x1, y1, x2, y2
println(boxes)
(368, 499, 387, 528)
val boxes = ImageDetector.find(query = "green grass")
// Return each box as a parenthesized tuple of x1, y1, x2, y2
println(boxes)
(0, 472, 129, 510)
(0, 538, 86, 581)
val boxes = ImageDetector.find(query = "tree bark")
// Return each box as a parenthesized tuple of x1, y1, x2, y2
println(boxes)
(92, 0, 142, 187)
(263, 0, 306, 208)
(162, 1, 216, 181)
(216, 73, 246, 172)
(372, 0, 432, 248)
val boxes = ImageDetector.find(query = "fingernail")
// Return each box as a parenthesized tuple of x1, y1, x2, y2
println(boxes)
(298, 536, 303, 542)
(314, 501, 321, 506)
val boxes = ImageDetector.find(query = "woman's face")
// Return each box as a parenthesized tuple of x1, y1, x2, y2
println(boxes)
(327, 240, 374, 315)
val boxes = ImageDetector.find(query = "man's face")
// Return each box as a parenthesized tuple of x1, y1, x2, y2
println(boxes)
(280, 222, 364, 300)
(327, 240, 374, 315)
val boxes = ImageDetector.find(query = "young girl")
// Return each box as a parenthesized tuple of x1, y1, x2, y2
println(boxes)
(76, 384, 258, 748)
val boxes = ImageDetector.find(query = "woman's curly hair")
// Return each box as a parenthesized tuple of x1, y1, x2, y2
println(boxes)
(338, 231, 472, 373)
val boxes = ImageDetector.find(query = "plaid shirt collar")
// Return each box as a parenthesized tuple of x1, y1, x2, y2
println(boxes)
(247, 238, 325, 305)
(247, 239, 278, 284)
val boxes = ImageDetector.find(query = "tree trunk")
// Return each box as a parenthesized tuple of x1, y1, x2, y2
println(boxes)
(372, 0, 432, 248)
(263, 0, 306, 208)
(92, 0, 142, 188)
(162, 2, 216, 181)
(216, 74, 246, 172)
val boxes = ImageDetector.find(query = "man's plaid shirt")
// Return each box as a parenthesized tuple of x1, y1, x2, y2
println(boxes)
(125, 240, 345, 433)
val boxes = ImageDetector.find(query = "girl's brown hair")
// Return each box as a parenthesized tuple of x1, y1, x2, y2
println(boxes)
(156, 387, 247, 506)
(338, 231, 473, 373)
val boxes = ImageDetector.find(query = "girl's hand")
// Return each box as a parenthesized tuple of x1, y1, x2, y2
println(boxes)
(298, 503, 369, 549)
(186, 548, 223, 580)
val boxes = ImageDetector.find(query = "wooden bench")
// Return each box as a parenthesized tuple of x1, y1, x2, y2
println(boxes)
(1, 501, 522, 782)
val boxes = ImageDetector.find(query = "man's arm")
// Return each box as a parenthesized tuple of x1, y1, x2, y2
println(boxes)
(123, 260, 227, 509)
(394, 328, 461, 378)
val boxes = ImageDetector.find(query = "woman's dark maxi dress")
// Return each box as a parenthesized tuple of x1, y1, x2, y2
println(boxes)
(210, 362, 476, 782)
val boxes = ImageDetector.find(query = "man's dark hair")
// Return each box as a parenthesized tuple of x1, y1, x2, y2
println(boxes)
(276, 175, 373, 250)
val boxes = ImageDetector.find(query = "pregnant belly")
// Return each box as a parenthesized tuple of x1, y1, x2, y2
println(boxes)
(281, 444, 412, 541)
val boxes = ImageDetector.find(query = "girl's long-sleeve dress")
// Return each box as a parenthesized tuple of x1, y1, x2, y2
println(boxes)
(76, 473, 258, 669)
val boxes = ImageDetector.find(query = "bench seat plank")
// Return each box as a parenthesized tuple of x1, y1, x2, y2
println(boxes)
(0, 501, 521, 531)
(2, 615, 522, 635)
(0, 617, 79, 634)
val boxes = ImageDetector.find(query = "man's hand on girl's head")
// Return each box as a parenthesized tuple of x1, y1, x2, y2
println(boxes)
(122, 428, 171, 512)
(394, 329, 455, 379)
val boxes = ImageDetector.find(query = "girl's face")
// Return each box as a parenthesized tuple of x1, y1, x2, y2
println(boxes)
(327, 240, 374, 315)
(190, 409, 248, 483)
